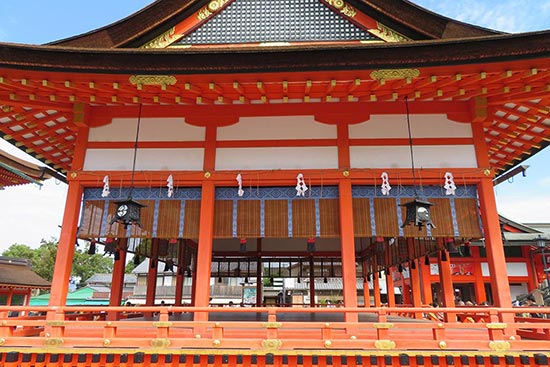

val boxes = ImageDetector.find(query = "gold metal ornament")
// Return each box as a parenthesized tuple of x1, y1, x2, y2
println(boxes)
(370, 69, 420, 81)
(374, 340, 396, 350)
(489, 341, 511, 352)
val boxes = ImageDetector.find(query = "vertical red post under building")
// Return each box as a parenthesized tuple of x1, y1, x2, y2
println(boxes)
(194, 180, 215, 320)
(338, 178, 358, 321)
(48, 125, 88, 308)
(108, 238, 127, 320)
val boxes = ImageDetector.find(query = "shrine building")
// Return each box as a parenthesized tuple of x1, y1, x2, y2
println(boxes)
(1, 0, 550, 366)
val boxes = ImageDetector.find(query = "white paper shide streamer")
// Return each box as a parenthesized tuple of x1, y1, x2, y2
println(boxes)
(167, 174, 174, 198)
(295, 173, 308, 197)
(444, 172, 456, 195)
(236, 173, 244, 197)
(101, 175, 110, 197)
(380, 172, 391, 196)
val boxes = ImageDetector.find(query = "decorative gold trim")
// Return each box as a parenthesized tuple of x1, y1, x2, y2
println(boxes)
(198, 0, 230, 20)
(486, 323, 507, 329)
(370, 69, 420, 81)
(324, 340, 332, 348)
(325, 0, 356, 17)
(489, 341, 511, 352)
(261, 339, 283, 351)
(153, 321, 173, 328)
(103, 339, 111, 346)
(141, 27, 181, 49)
(374, 340, 396, 350)
(46, 321, 65, 327)
(45, 338, 64, 347)
(373, 323, 394, 329)
(150, 338, 171, 348)
(439, 341, 447, 350)
(0, 338, 5, 345)
(129, 75, 177, 87)
(262, 322, 282, 329)
(369, 22, 411, 42)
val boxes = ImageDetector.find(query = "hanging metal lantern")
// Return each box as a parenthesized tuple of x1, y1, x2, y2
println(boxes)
(400, 198, 434, 230)
(110, 198, 146, 229)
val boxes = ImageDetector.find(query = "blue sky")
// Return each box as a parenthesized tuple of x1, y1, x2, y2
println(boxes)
(1, 1, 549, 251)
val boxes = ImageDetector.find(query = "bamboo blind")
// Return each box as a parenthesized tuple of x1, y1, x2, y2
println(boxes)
(292, 199, 316, 238)
(183, 200, 200, 239)
(237, 200, 261, 238)
(373, 198, 399, 237)
(455, 198, 483, 238)
(78, 200, 105, 238)
(319, 199, 340, 238)
(264, 200, 288, 238)
(214, 200, 233, 238)
(352, 198, 372, 238)
(156, 200, 181, 239)
(427, 197, 454, 237)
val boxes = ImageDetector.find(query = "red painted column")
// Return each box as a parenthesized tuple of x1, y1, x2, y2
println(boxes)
(386, 268, 396, 307)
(194, 180, 215, 321)
(146, 240, 159, 308)
(438, 247, 456, 322)
(108, 239, 127, 320)
(478, 178, 512, 308)
(420, 258, 433, 306)
(408, 239, 423, 309)
(338, 179, 358, 321)
(49, 122, 88, 309)
(470, 247, 487, 304)
(48, 181, 83, 307)
(472, 117, 512, 308)
(174, 243, 185, 306)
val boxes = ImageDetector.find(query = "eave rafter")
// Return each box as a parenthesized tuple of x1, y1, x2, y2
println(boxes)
(1, 63, 550, 175)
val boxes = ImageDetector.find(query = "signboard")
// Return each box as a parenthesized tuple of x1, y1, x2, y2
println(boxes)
(430, 263, 474, 276)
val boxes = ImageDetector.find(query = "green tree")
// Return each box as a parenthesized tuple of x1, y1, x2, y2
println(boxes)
(1, 243, 37, 263)
(2, 238, 113, 285)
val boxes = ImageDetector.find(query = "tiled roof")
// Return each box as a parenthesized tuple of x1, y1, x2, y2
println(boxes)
(0, 258, 51, 289)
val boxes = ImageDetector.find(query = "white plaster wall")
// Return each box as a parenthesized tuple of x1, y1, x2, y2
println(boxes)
(83, 148, 204, 170)
(481, 262, 528, 277)
(349, 114, 472, 139)
(216, 147, 338, 170)
(350, 145, 478, 168)
(89, 118, 205, 142)
(217, 116, 337, 141)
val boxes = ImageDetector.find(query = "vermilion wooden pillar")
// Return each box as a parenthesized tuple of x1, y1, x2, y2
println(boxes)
(470, 247, 487, 304)
(146, 240, 159, 307)
(174, 242, 185, 306)
(49, 124, 88, 309)
(386, 268, 396, 307)
(48, 180, 83, 308)
(478, 178, 512, 308)
(420, 259, 433, 306)
(338, 179, 358, 319)
(108, 239, 127, 320)
(438, 247, 456, 322)
(407, 239, 423, 309)
(472, 117, 512, 308)
(363, 278, 370, 307)
(409, 263, 423, 318)
(194, 180, 215, 321)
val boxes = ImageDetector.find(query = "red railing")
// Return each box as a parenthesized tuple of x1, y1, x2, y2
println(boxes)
(1, 305, 550, 352)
